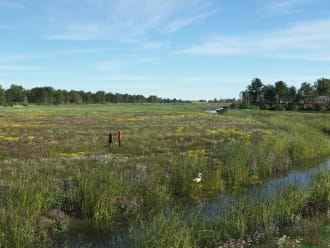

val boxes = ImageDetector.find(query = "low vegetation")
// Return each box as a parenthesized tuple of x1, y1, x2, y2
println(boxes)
(0, 103, 329, 247)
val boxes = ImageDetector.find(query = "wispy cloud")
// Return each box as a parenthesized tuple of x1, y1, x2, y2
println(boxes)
(141, 41, 170, 49)
(257, 0, 315, 17)
(55, 47, 115, 55)
(166, 9, 218, 33)
(176, 36, 243, 56)
(0, 48, 113, 64)
(46, 0, 217, 40)
(48, 24, 108, 40)
(137, 57, 163, 64)
(0, 55, 43, 63)
(176, 19, 330, 61)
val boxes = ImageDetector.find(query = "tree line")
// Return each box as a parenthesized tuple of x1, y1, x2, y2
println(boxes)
(0, 84, 185, 105)
(237, 77, 330, 111)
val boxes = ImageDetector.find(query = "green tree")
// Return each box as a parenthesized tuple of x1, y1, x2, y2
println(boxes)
(262, 85, 276, 106)
(274, 81, 288, 108)
(94, 91, 106, 103)
(298, 82, 314, 106)
(105, 92, 115, 103)
(81, 91, 93, 104)
(147, 95, 162, 103)
(240, 91, 250, 106)
(288, 86, 297, 103)
(27, 87, 55, 104)
(54, 90, 66, 105)
(5, 84, 26, 104)
(314, 78, 330, 96)
(69, 90, 82, 104)
(247, 78, 263, 105)
(0, 85, 6, 105)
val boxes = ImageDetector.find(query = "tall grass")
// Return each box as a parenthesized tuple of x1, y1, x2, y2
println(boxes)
(0, 105, 329, 246)
(127, 210, 195, 248)
(125, 169, 330, 247)
(165, 154, 224, 200)
(0, 167, 54, 247)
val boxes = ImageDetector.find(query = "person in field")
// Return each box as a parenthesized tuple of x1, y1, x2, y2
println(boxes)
(108, 132, 113, 151)
(118, 128, 123, 147)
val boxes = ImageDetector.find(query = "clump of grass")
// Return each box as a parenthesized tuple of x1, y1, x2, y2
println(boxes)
(126, 209, 195, 248)
(308, 167, 330, 204)
(64, 157, 170, 227)
(0, 168, 54, 247)
(165, 154, 224, 200)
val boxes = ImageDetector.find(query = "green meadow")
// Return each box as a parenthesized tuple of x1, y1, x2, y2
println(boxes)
(0, 103, 329, 247)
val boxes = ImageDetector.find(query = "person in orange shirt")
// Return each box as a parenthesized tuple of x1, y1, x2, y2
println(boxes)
(118, 128, 123, 147)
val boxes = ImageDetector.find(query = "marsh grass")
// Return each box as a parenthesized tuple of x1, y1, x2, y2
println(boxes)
(0, 167, 54, 247)
(127, 210, 195, 248)
(126, 169, 330, 248)
(0, 104, 329, 246)
(165, 154, 224, 200)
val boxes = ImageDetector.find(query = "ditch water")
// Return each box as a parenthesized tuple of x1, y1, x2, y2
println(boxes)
(58, 157, 330, 247)
(200, 157, 330, 218)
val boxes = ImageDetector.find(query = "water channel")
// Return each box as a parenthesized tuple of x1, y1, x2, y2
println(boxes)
(58, 157, 330, 247)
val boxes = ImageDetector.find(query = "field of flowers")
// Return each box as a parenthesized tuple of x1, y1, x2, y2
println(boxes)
(0, 103, 329, 247)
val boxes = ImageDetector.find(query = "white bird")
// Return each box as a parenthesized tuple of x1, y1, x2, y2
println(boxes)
(193, 173, 202, 183)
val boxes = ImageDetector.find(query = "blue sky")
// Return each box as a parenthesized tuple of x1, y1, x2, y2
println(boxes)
(0, 0, 330, 100)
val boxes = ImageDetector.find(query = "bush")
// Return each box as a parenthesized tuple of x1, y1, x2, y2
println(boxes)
(259, 104, 271, 110)
(315, 103, 328, 111)
(287, 103, 299, 111)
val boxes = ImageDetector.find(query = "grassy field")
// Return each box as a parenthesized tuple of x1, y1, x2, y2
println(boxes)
(0, 103, 329, 247)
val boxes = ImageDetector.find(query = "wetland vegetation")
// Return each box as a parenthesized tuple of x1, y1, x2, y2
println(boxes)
(0, 103, 329, 247)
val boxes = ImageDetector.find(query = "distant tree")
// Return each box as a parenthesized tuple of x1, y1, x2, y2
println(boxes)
(314, 78, 330, 96)
(5, 84, 26, 104)
(147, 95, 162, 103)
(274, 81, 288, 108)
(262, 85, 276, 106)
(27, 87, 41, 104)
(247, 78, 263, 105)
(135, 94, 147, 103)
(298, 82, 314, 106)
(287, 86, 297, 103)
(94, 91, 106, 103)
(69, 90, 82, 104)
(27, 86, 55, 104)
(240, 91, 250, 106)
(0, 85, 182, 105)
(42, 87, 55, 104)
(54, 90, 66, 105)
(81, 91, 93, 104)
(105, 92, 115, 103)
(0, 85, 6, 105)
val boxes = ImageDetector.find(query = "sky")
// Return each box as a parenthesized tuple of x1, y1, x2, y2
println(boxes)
(0, 0, 330, 100)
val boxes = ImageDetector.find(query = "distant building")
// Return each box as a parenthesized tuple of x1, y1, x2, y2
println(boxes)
(316, 95, 330, 105)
